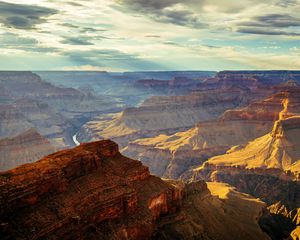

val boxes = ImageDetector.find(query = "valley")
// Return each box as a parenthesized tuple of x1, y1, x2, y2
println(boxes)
(1, 70, 300, 239)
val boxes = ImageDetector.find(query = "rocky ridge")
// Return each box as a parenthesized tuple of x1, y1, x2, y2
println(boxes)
(123, 87, 300, 178)
(0, 140, 268, 240)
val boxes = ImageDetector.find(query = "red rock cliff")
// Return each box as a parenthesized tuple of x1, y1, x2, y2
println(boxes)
(0, 140, 183, 240)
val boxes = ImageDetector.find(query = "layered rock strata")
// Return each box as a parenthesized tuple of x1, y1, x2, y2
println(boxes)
(0, 140, 268, 240)
(0, 129, 55, 171)
(123, 88, 300, 178)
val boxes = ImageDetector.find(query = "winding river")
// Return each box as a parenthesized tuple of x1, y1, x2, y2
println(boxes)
(72, 133, 80, 146)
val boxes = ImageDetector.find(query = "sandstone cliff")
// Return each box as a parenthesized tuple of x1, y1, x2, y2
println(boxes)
(0, 140, 268, 240)
(201, 115, 300, 175)
(190, 108, 300, 239)
(123, 87, 300, 178)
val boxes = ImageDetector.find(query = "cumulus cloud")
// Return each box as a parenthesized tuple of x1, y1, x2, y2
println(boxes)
(0, 1, 57, 29)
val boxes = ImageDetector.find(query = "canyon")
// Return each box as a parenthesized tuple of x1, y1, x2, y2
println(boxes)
(0, 71, 212, 171)
(1, 70, 300, 239)
(123, 85, 300, 179)
(77, 84, 275, 148)
(0, 140, 268, 240)
(188, 89, 300, 239)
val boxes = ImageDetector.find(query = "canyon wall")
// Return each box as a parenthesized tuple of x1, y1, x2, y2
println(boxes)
(0, 140, 268, 240)
(123, 87, 300, 178)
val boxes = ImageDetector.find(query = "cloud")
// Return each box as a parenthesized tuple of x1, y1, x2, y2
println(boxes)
(236, 27, 300, 36)
(236, 13, 300, 36)
(276, 0, 298, 7)
(0, 32, 38, 46)
(116, 0, 185, 10)
(61, 36, 94, 45)
(0, 32, 61, 53)
(0, 1, 57, 29)
(242, 14, 300, 28)
(114, 0, 206, 28)
(65, 49, 163, 70)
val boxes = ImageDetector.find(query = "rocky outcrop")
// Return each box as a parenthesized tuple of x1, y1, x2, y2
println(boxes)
(0, 129, 55, 171)
(190, 112, 300, 199)
(200, 115, 300, 175)
(123, 87, 300, 178)
(190, 112, 300, 238)
(259, 202, 300, 240)
(0, 140, 181, 239)
(153, 181, 269, 240)
(0, 140, 268, 240)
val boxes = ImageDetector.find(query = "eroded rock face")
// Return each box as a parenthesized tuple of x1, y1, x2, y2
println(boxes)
(0, 140, 268, 240)
(0, 104, 33, 139)
(78, 86, 270, 149)
(0, 71, 121, 145)
(191, 111, 300, 238)
(153, 182, 269, 240)
(123, 87, 300, 179)
(260, 202, 300, 240)
(0, 129, 55, 171)
(200, 115, 300, 176)
(0, 140, 183, 240)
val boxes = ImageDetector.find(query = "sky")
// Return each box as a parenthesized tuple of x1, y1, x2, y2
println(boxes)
(0, 0, 300, 71)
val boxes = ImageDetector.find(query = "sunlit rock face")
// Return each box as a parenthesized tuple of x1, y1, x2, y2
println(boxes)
(191, 102, 300, 185)
(190, 102, 300, 239)
(199, 116, 300, 176)
(0, 140, 268, 240)
(123, 87, 300, 179)
(0, 129, 55, 171)
(78, 86, 270, 148)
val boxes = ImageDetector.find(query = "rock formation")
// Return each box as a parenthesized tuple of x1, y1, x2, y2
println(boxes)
(0, 140, 268, 240)
(259, 201, 300, 240)
(153, 181, 269, 240)
(0, 129, 55, 171)
(123, 87, 300, 178)
(189, 93, 300, 239)
(0, 71, 125, 153)
(78, 86, 271, 148)
(198, 116, 300, 176)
